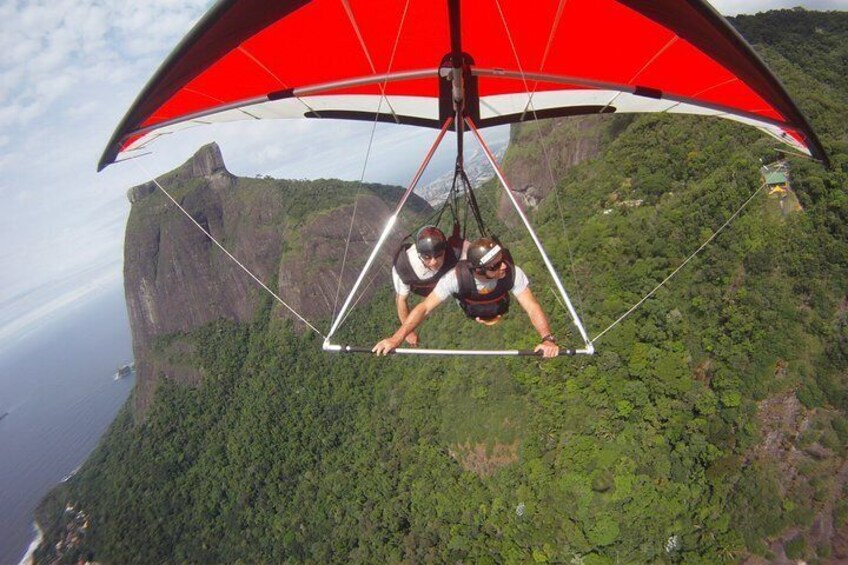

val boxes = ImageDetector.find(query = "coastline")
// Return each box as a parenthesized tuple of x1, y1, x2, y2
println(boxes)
(61, 464, 82, 484)
(0, 281, 134, 564)
(18, 523, 42, 565)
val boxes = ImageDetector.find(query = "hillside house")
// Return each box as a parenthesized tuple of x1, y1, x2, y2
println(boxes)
(765, 171, 788, 195)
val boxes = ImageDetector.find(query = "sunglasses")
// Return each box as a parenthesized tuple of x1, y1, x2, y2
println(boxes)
(476, 258, 505, 276)
(485, 259, 505, 271)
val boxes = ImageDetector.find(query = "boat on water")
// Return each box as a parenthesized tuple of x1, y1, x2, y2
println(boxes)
(114, 362, 135, 380)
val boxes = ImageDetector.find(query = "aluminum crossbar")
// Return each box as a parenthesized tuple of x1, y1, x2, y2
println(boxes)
(323, 343, 579, 356)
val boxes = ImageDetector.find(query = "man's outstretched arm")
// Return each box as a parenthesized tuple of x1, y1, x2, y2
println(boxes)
(514, 288, 559, 358)
(374, 292, 444, 355)
(395, 294, 419, 346)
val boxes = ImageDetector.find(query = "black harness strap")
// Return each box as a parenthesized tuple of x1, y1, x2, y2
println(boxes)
(453, 250, 515, 320)
(393, 243, 459, 297)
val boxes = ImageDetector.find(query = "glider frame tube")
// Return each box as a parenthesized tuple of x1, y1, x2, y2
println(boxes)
(323, 343, 576, 357)
(465, 117, 595, 355)
(324, 116, 454, 343)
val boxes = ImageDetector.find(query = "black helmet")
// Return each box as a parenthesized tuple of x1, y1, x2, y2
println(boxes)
(467, 238, 503, 269)
(415, 226, 447, 256)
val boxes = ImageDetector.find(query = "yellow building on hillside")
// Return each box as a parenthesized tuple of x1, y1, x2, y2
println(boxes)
(765, 171, 788, 195)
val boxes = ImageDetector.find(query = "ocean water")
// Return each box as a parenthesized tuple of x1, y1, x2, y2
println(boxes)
(0, 282, 134, 565)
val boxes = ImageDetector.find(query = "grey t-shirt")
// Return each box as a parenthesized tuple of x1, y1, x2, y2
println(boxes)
(391, 246, 442, 296)
(432, 265, 529, 302)
(391, 241, 466, 296)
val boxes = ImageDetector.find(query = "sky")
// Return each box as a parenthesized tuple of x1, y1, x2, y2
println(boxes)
(0, 0, 845, 350)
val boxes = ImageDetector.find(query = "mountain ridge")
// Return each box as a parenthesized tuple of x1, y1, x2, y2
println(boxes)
(122, 142, 432, 413)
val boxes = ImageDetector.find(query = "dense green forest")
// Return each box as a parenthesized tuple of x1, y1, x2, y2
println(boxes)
(37, 9, 847, 564)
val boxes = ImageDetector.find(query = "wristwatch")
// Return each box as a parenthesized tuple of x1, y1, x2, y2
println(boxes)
(541, 334, 557, 344)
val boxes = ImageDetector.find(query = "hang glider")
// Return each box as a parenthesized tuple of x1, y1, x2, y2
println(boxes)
(99, 0, 827, 171)
(101, 0, 828, 356)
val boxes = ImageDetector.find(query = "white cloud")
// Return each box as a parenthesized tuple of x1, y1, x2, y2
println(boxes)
(0, 0, 211, 135)
(65, 100, 99, 120)
(0, 264, 122, 353)
(13, 189, 32, 204)
(0, 0, 216, 341)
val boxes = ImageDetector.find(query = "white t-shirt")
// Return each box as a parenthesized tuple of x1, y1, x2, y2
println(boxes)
(392, 242, 465, 296)
(432, 264, 529, 302)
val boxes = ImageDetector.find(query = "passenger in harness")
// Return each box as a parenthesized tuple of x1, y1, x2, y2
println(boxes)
(391, 225, 462, 346)
(453, 238, 517, 324)
(374, 238, 560, 357)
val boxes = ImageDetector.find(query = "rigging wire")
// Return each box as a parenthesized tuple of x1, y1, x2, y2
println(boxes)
(331, 0, 411, 325)
(524, 117, 589, 322)
(133, 160, 326, 338)
(491, 1, 766, 349)
(592, 181, 768, 343)
(337, 262, 391, 330)
(520, 0, 568, 118)
(457, 162, 490, 239)
(493, 0, 588, 323)
(325, 117, 455, 343)
(469, 179, 522, 242)
(340, 0, 402, 122)
(236, 46, 320, 117)
(331, 105, 383, 322)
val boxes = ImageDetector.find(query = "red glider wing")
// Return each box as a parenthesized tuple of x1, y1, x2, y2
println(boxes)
(99, 0, 827, 170)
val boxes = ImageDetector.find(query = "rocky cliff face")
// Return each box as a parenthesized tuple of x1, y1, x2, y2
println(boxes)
(124, 143, 426, 413)
(499, 115, 614, 217)
(125, 144, 245, 351)
(274, 193, 401, 322)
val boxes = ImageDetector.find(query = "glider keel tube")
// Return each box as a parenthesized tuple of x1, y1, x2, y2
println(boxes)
(322, 343, 578, 357)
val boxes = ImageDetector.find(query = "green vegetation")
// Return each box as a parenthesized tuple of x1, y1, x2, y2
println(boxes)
(37, 9, 847, 564)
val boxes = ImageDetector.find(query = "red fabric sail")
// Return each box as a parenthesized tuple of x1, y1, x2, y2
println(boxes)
(99, 0, 827, 170)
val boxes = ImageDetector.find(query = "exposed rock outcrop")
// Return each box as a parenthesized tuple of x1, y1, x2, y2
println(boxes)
(744, 390, 848, 563)
(125, 144, 267, 354)
(275, 193, 401, 322)
(123, 143, 427, 414)
(499, 115, 612, 218)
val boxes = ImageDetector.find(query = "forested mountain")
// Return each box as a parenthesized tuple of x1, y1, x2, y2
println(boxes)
(118, 142, 433, 414)
(36, 9, 847, 564)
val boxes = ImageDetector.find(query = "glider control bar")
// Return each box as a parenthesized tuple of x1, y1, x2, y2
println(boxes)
(323, 344, 577, 357)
